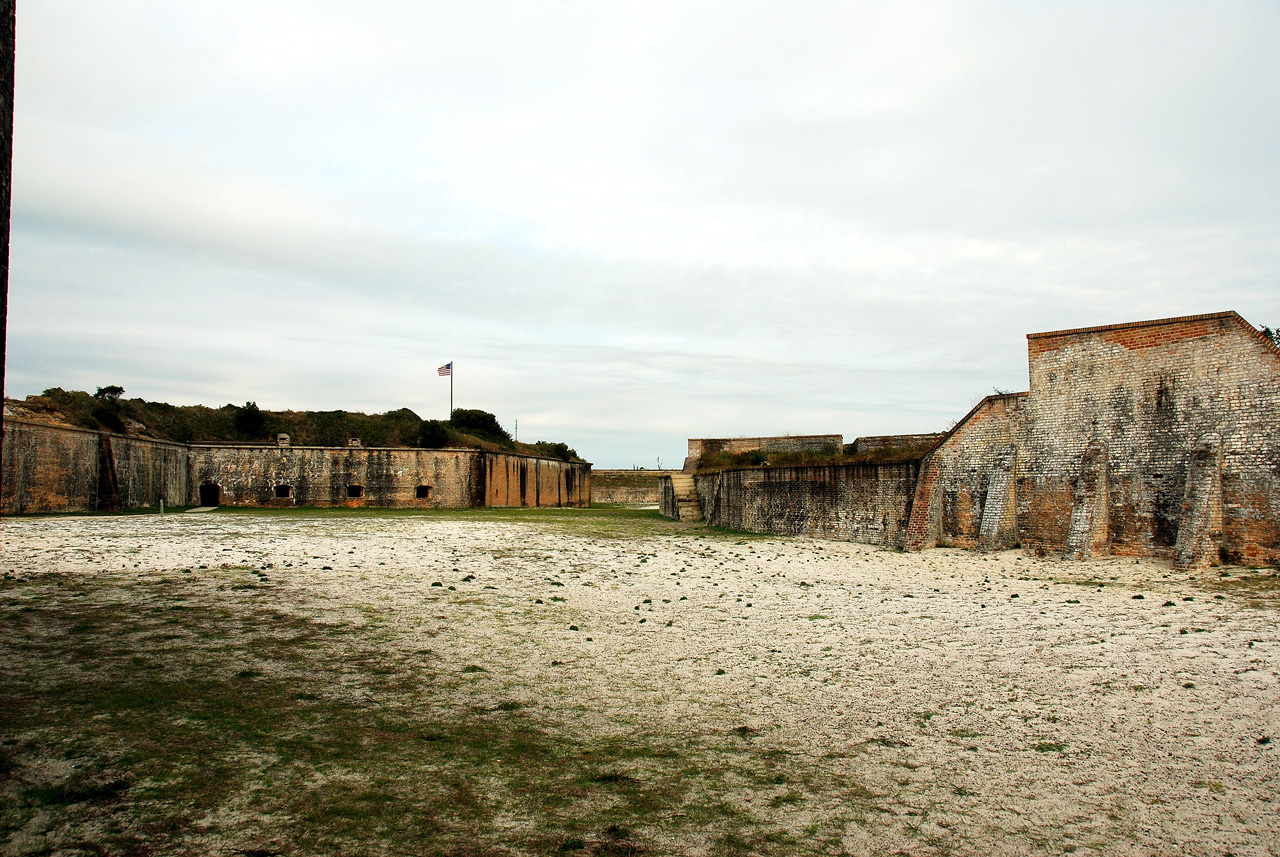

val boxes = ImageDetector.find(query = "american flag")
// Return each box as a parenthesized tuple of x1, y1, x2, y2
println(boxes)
(438, 362, 452, 376)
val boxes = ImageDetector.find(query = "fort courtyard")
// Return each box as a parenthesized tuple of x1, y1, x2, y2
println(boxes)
(2, 507, 1276, 856)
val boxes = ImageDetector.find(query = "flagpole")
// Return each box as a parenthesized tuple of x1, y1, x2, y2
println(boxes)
(450, 360, 453, 418)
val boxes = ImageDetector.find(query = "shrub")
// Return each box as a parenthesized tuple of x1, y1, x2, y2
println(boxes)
(449, 409, 513, 446)
(531, 441, 578, 461)
(233, 402, 267, 438)
(418, 419, 453, 449)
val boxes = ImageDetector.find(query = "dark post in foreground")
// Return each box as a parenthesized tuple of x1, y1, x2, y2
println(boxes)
(0, 1, 13, 475)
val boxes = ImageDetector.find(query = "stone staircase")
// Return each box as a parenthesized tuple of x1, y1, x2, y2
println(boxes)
(670, 473, 703, 522)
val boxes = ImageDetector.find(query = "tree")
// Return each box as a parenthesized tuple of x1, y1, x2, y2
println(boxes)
(1261, 326, 1280, 346)
(233, 401, 267, 437)
(94, 385, 125, 401)
(91, 386, 126, 432)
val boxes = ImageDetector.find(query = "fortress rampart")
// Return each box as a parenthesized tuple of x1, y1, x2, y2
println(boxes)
(2, 419, 590, 513)
(591, 469, 680, 505)
(683, 435, 843, 471)
(667, 312, 1280, 568)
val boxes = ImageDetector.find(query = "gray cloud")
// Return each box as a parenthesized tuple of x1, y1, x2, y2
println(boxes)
(8, 1, 1279, 467)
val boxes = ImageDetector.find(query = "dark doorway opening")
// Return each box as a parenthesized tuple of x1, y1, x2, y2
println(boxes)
(275, 485, 293, 499)
(199, 483, 221, 507)
(415, 485, 431, 500)
(347, 485, 364, 498)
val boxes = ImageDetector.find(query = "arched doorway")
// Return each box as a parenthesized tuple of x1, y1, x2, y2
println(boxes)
(199, 483, 221, 507)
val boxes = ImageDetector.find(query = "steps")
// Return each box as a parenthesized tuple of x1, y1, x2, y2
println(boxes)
(669, 473, 703, 522)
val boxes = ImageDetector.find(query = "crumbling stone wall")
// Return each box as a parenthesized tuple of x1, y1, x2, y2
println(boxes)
(695, 461, 919, 545)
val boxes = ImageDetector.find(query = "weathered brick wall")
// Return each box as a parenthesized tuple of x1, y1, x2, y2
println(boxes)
(190, 446, 590, 509)
(188, 446, 476, 507)
(695, 461, 919, 545)
(2, 420, 100, 513)
(3, 420, 591, 512)
(685, 312, 1276, 567)
(1019, 312, 1280, 565)
(592, 470, 680, 504)
(904, 394, 1027, 551)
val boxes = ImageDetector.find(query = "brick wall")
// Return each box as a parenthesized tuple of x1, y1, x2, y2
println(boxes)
(1020, 311, 1279, 565)
(190, 445, 589, 509)
(904, 394, 1027, 551)
(906, 311, 1279, 566)
(685, 312, 1277, 568)
(695, 461, 920, 545)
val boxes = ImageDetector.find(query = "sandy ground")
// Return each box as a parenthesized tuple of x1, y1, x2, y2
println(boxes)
(2, 510, 1278, 856)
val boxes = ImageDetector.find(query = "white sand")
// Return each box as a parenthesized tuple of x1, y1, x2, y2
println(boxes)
(3, 511, 1277, 856)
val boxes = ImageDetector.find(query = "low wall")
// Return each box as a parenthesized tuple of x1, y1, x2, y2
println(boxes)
(847, 433, 944, 456)
(3, 419, 591, 513)
(591, 469, 680, 504)
(696, 461, 921, 546)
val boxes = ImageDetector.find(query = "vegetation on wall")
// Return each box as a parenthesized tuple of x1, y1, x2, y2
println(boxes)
(13, 388, 585, 461)
(1261, 325, 1280, 346)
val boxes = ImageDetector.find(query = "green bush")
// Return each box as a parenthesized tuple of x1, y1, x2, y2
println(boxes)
(449, 409, 513, 447)
(530, 441, 578, 461)
(418, 419, 453, 449)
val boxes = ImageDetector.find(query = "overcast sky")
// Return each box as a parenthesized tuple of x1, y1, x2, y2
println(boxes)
(8, 1, 1279, 467)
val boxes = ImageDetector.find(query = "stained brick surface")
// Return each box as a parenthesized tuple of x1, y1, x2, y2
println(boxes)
(694, 462, 919, 545)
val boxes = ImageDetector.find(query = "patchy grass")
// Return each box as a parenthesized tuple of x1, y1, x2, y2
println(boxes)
(1195, 570, 1280, 607)
(0, 573, 878, 856)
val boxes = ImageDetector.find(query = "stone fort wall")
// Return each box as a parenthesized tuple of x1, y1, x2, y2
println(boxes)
(673, 312, 1280, 568)
(2, 419, 590, 513)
